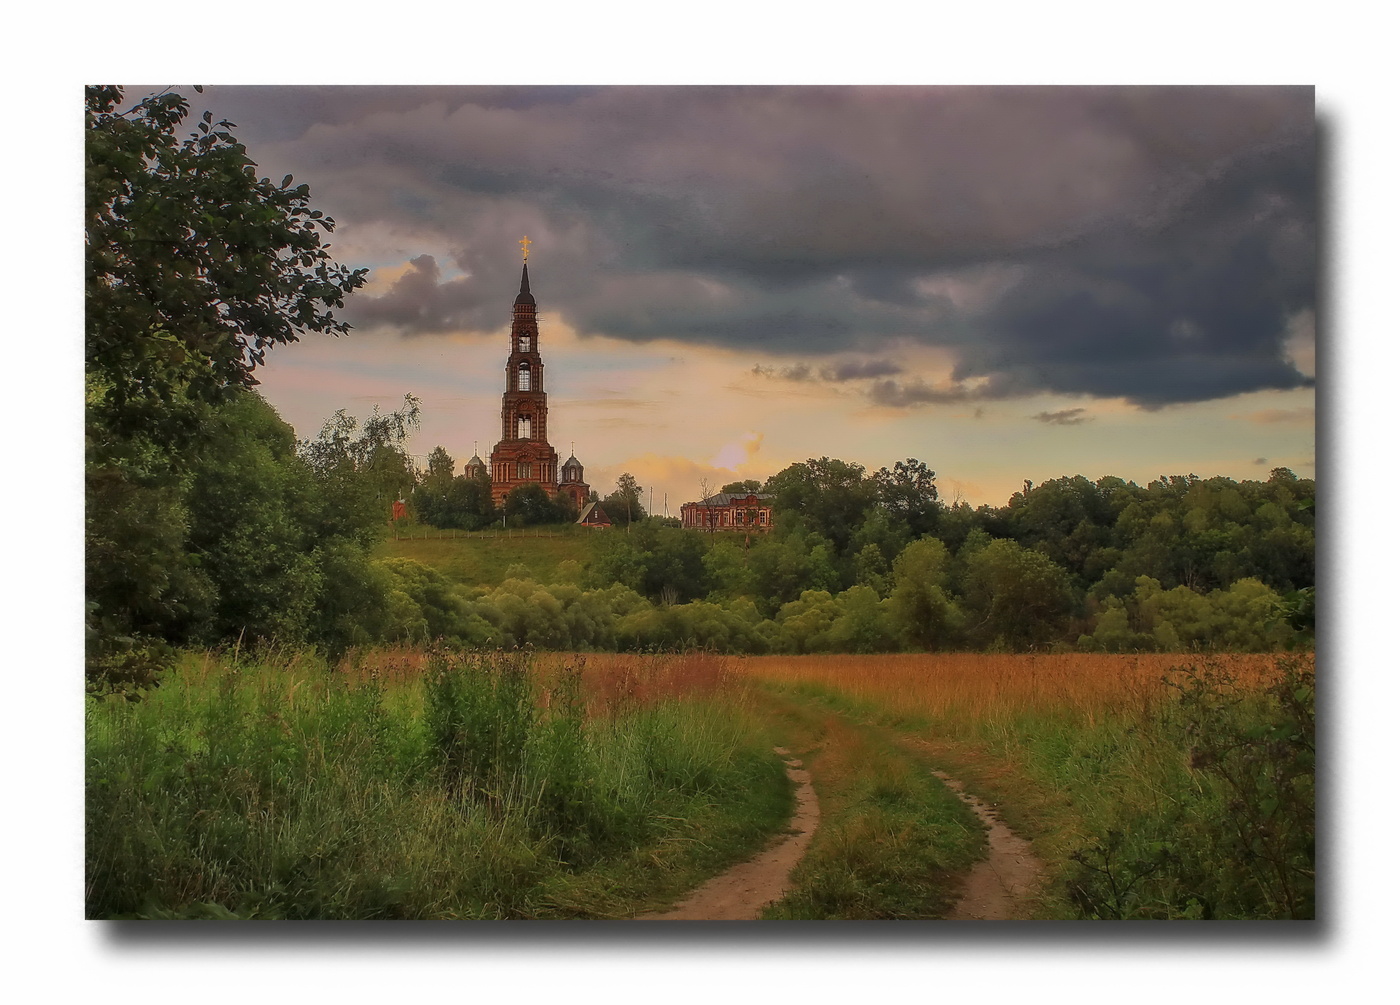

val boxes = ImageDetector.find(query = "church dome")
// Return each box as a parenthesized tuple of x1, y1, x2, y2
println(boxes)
(562, 454, 584, 482)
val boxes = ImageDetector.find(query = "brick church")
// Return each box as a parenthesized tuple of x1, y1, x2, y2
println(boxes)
(476, 238, 591, 511)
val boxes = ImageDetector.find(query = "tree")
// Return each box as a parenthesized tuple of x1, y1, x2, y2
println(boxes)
(299, 396, 422, 543)
(763, 457, 878, 555)
(960, 538, 1076, 649)
(602, 472, 645, 527)
(874, 458, 941, 538)
(85, 85, 370, 685)
(424, 446, 455, 486)
(887, 538, 958, 650)
(503, 484, 571, 527)
(86, 86, 367, 438)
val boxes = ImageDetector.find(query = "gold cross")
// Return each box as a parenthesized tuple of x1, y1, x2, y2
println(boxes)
(519, 235, 532, 261)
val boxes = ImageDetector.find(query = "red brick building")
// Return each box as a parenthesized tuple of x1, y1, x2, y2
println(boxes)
(488, 240, 591, 511)
(681, 491, 775, 532)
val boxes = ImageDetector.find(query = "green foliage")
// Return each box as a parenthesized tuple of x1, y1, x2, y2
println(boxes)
(873, 458, 940, 538)
(1066, 657, 1315, 919)
(503, 483, 573, 527)
(764, 456, 879, 556)
(300, 396, 422, 541)
(887, 538, 959, 650)
(86, 86, 366, 435)
(376, 456, 1313, 656)
(1080, 576, 1294, 653)
(86, 649, 791, 918)
(85, 85, 384, 686)
(601, 472, 645, 526)
(961, 538, 1076, 649)
(412, 468, 499, 530)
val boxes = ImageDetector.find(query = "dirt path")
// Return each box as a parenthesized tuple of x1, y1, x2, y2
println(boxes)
(638, 748, 819, 920)
(930, 769, 1043, 920)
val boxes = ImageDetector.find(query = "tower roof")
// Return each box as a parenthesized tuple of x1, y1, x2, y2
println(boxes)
(562, 453, 583, 471)
(514, 263, 535, 306)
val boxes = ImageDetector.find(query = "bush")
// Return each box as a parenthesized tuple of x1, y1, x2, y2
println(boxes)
(1065, 655, 1314, 919)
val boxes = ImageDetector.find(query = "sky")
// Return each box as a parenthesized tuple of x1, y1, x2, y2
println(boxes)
(175, 84, 1316, 510)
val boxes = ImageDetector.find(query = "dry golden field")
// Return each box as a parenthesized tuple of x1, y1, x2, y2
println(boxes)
(733, 652, 1292, 726)
(304, 647, 1298, 729)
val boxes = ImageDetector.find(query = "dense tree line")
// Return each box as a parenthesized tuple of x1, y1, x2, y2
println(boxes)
(384, 457, 1312, 655)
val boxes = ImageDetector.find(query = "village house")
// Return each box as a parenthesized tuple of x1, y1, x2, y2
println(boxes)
(680, 491, 775, 533)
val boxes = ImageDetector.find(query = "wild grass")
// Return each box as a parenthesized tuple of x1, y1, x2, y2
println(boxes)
(86, 648, 790, 919)
(378, 530, 600, 588)
(741, 652, 1314, 919)
(754, 688, 986, 919)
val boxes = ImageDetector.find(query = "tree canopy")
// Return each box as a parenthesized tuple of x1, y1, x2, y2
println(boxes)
(86, 86, 367, 439)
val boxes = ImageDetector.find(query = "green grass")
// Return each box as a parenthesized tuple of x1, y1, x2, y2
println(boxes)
(378, 524, 605, 588)
(85, 648, 792, 919)
(753, 687, 986, 919)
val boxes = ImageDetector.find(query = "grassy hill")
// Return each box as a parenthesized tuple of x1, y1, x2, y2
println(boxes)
(377, 524, 608, 588)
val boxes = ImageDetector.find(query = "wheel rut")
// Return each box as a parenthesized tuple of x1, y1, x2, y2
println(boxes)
(930, 769, 1043, 920)
(636, 747, 819, 921)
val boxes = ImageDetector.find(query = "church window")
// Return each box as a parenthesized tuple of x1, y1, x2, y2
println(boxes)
(517, 415, 532, 439)
(518, 363, 531, 390)
(518, 335, 531, 352)
(517, 461, 532, 479)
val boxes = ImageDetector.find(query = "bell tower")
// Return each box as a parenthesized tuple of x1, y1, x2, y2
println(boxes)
(488, 236, 578, 506)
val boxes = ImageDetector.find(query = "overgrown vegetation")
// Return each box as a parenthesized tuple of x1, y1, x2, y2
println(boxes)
(1065, 657, 1315, 919)
(86, 649, 791, 919)
(744, 653, 1314, 920)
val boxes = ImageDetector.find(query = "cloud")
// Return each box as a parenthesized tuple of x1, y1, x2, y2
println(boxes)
(350, 254, 497, 335)
(867, 373, 1023, 408)
(753, 357, 904, 384)
(821, 358, 904, 381)
(1253, 457, 1269, 465)
(198, 84, 1316, 407)
(1231, 407, 1316, 424)
(1032, 408, 1094, 425)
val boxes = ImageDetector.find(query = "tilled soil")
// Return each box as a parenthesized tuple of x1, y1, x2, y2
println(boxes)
(637, 748, 819, 921)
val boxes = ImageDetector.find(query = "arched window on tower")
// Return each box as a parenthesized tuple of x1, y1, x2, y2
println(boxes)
(517, 415, 532, 439)
(518, 362, 531, 391)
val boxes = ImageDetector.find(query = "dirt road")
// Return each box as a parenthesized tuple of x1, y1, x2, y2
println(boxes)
(931, 769, 1043, 920)
(637, 748, 819, 920)
(636, 733, 1043, 920)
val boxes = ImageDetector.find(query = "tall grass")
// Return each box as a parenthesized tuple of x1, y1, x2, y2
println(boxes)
(742, 652, 1314, 919)
(86, 648, 790, 919)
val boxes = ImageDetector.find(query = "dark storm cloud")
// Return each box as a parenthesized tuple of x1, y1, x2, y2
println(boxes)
(351, 254, 498, 334)
(196, 85, 1316, 406)
(867, 373, 1026, 408)
(1033, 408, 1093, 426)
(822, 359, 905, 382)
(754, 358, 905, 384)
